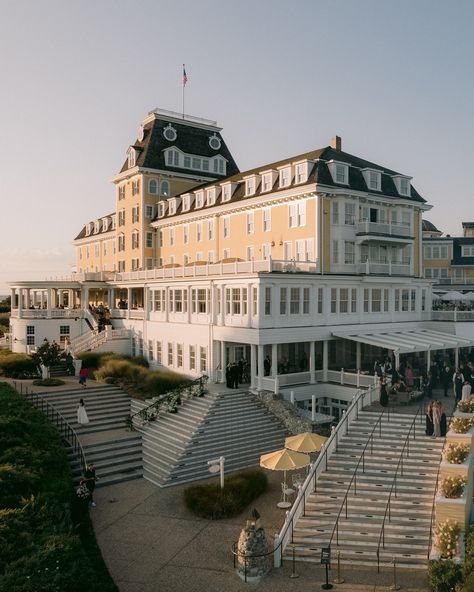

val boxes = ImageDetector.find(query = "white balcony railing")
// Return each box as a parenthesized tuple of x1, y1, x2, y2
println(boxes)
(357, 260, 411, 275)
(432, 310, 474, 322)
(356, 221, 412, 238)
(10, 309, 84, 319)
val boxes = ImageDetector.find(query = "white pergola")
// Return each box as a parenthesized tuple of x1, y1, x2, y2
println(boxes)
(332, 328, 474, 368)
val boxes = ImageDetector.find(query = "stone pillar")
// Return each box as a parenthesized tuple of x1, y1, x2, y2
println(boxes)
(221, 341, 226, 383)
(18, 289, 23, 318)
(236, 517, 269, 583)
(250, 344, 257, 389)
(310, 341, 316, 384)
(356, 342, 361, 371)
(323, 340, 328, 382)
(426, 349, 431, 371)
(257, 345, 264, 391)
(271, 343, 278, 378)
(395, 351, 400, 370)
(455, 347, 459, 369)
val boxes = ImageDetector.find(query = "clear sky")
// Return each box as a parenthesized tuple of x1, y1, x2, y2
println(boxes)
(0, 0, 473, 293)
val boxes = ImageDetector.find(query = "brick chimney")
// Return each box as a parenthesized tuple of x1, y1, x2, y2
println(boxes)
(331, 136, 342, 151)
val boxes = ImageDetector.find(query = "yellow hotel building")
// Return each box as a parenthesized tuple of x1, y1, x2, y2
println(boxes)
(9, 108, 473, 402)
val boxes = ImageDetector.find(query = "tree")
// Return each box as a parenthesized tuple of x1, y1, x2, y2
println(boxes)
(32, 340, 62, 376)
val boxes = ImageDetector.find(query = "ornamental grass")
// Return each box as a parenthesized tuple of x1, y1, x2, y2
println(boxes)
(440, 475, 467, 499)
(435, 519, 462, 559)
(457, 397, 474, 414)
(443, 443, 470, 464)
(450, 417, 474, 434)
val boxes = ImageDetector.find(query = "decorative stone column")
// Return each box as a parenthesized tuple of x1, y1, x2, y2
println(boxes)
(236, 509, 269, 583)
(310, 341, 316, 384)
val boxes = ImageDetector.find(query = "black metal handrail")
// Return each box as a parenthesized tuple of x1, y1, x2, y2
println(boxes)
(125, 374, 208, 430)
(328, 402, 390, 548)
(13, 381, 87, 475)
(375, 401, 425, 572)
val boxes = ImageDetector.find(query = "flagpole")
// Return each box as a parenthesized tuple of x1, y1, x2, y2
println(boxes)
(182, 63, 185, 119)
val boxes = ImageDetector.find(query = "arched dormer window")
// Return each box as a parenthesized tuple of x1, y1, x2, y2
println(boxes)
(149, 179, 158, 194)
(160, 180, 170, 196)
(128, 148, 137, 168)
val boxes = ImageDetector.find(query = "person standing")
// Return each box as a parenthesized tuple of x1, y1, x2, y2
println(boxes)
(79, 366, 89, 388)
(77, 398, 89, 426)
(404, 364, 414, 390)
(425, 402, 434, 436)
(264, 355, 271, 377)
(84, 463, 98, 507)
(225, 362, 232, 388)
(453, 368, 465, 403)
(432, 401, 441, 438)
(232, 363, 239, 389)
(379, 377, 389, 407)
(441, 364, 453, 398)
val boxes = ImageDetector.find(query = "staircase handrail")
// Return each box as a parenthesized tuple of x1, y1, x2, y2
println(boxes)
(273, 383, 381, 564)
(125, 374, 208, 431)
(13, 381, 87, 475)
(328, 401, 390, 549)
(375, 401, 425, 572)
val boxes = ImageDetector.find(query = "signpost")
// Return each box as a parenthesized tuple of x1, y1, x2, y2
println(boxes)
(207, 456, 225, 489)
(320, 547, 333, 590)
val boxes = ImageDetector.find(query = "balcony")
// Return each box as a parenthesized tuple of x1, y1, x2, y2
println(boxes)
(356, 221, 413, 241)
(10, 308, 84, 319)
(357, 260, 411, 276)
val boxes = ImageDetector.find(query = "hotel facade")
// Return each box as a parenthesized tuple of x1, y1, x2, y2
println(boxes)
(8, 108, 473, 403)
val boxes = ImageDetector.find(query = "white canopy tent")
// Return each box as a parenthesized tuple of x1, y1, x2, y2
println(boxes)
(440, 291, 466, 301)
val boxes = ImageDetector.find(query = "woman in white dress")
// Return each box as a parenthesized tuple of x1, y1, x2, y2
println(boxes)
(77, 398, 89, 426)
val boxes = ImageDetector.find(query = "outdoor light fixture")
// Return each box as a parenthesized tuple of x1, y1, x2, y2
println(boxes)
(248, 508, 260, 529)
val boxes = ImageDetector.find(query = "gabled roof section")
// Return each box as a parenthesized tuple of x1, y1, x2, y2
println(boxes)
(119, 112, 239, 177)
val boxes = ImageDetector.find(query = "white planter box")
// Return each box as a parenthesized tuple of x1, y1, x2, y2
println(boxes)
(439, 453, 472, 480)
(436, 489, 469, 532)
(454, 410, 474, 418)
(446, 426, 474, 453)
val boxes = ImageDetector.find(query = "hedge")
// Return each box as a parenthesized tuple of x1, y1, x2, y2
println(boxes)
(0, 353, 39, 378)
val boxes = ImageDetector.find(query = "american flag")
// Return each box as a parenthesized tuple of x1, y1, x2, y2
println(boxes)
(182, 65, 188, 87)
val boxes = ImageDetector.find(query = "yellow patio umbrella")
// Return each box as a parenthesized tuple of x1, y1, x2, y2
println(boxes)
(285, 432, 328, 454)
(260, 448, 311, 493)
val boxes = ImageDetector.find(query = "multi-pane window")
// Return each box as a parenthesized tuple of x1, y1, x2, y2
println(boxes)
(208, 219, 215, 240)
(183, 225, 189, 244)
(331, 288, 337, 313)
(295, 163, 307, 183)
(351, 288, 357, 313)
(262, 243, 271, 260)
(156, 341, 162, 363)
(118, 186, 125, 200)
(153, 289, 166, 312)
(369, 171, 380, 190)
(197, 222, 203, 242)
(265, 287, 272, 315)
(399, 178, 409, 195)
(118, 209, 125, 226)
(168, 343, 173, 365)
(289, 201, 306, 228)
(290, 288, 300, 314)
(332, 202, 339, 225)
(222, 185, 231, 201)
(364, 288, 370, 313)
(131, 205, 139, 223)
(335, 164, 347, 184)
(411, 289, 416, 312)
(344, 241, 355, 264)
(332, 240, 339, 265)
(148, 340, 154, 361)
(253, 287, 258, 316)
(372, 289, 381, 313)
(340, 288, 349, 313)
(279, 167, 290, 187)
(247, 212, 254, 234)
(223, 217, 230, 238)
(25, 325, 35, 345)
(384, 289, 389, 312)
(303, 288, 310, 314)
(170, 289, 187, 313)
(401, 289, 409, 312)
(132, 231, 139, 249)
(177, 344, 183, 367)
(280, 288, 287, 314)
(94, 243, 100, 257)
(208, 251, 214, 263)
(461, 246, 474, 257)
(169, 228, 175, 247)
(189, 345, 196, 370)
(195, 192, 204, 208)
(131, 180, 140, 195)
(118, 234, 125, 251)
(262, 173, 272, 192)
(263, 208, 271, 232)
(344, 203, 355, 225)
(200, 347, 207, 372)
(245, 178, 256, 195)
(192, 289, 208, 313)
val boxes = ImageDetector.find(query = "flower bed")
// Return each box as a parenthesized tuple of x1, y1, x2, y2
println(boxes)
(457, 397, 474, 414)
(446, 419, 474, 452)
(444, 443, 470, 464)
(440, 475, 467, 499)
(433, 519, 462, 559)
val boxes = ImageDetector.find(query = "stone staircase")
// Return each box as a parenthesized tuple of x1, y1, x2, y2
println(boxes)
(286, 410, 444, 569)
(41, 384, 142, 487)
(132, 389, 288, 487)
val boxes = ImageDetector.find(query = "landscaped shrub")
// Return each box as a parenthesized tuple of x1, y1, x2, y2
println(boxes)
(435, 519, 462, 559)
(458, 397, 474, 414)
(440, 475, 466, 499)
(184, 469, 268, 519)
(75, 351, 118, 370)
(143, 369, 191, 396)
(450, 417, 474, 434)
(94, 359, 148, 385)
(428, 559, 462, 592)
(444, 443, 470, 464)
(0, 354, 39, 378)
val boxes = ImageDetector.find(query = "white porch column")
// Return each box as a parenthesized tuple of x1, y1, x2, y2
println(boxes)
(220, 341, 226, 383)
(40, 290, 45, 309)
(455, 348, 459, 369)
(83, 287, 89, 311)
(323, 340, 328, 382)
(220, 285, 226, 325)
(26, 289, 31, 309)
(257, 344, 264, 391)
(18, 289, 23, 318)
(127, 287, 132, 319)
(394, 350, 400, 370)
(310, 341, 316, 384)
(356, 342, 361, 371)
(46, 288, 52, 319)
(426, 349, 431, 371)
(271, 343, 278, 378)
(250, 344, 257, 389)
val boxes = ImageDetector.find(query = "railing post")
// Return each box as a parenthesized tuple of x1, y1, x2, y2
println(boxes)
(274, 534, 281, 568)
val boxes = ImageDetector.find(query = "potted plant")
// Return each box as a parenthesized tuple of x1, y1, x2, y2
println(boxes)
(433, 519, 462, 560)
(446, 417, 474, 451)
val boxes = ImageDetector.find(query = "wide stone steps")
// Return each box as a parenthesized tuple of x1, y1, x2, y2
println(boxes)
(286, 409, 443, 570)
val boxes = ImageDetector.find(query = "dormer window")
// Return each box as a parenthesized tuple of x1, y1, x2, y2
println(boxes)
(279, 167, 291, 188)
(213, 157, 226, 175)
(222, 184, 231, 202)
(158, 202, 166, 217)
(169, 200, 176, 215)
(182, 194, 190, 212)
(85, 223, 92, 236)
(128, 148, 137, 168)
(328, 161, 349, 185)
(94, 221, 100, 234)
(261, 173, 273, 192)
(166, 149, 180, 167)
(102, 218, 109, 232)
(362, 169, 381, 191)
(245, 177, 256, 196)
(195, 191, 204, 208)
(393, 175, 412, 196)
(295, 162, 309, 184)
(207, 188, 216, 206)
